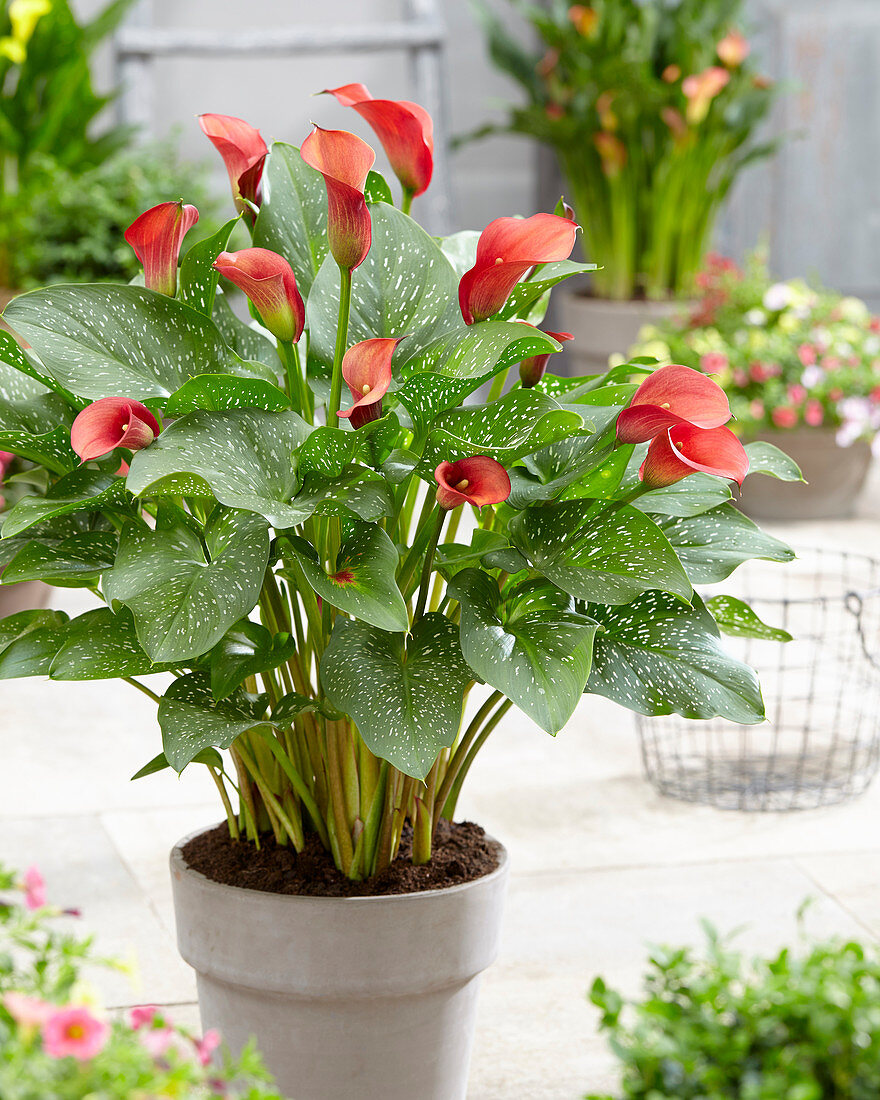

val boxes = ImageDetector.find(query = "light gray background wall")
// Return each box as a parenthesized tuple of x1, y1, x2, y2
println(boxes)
(79, 0, 880, 304)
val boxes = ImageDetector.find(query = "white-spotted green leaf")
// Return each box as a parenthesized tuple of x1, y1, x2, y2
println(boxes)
(49, 606, 176, 679)
(507, 433, 615, 507)
(320, 612, 471, 779)
(397, 321, 562, 384)
(292, 466, 395, 523)
(364, 170, 394, 205)
(159, 672, 270, 772)
(286, 519, 407, 632)
(705, 595, 793, 642)
(103, 508, 269, 663)
(0, 328, 76, 400)
(253, 142, 329, 297)
(509, 498, 693, 605)
(131, 747, 223, 781)
(0, 427, 78, 476)
(3, 531, 117, 587)
(1, 468, 132, 538)
(657, 503, 795, 584)
(585, 590, 765, 723)
(449, 570, 598, 734)
(439, 230, 479, 277)
(435, 529, 510, 580)
(3, 285, 242, 401)
(635, 472, 733, 517)
(164, 374, 290, 416)
(179, 216, 240, 316)
(419, 388, 584, 471)
(208, 619, 297, 700)
(211, 291, 278, 368)
(126, 408, 310, 528)
(0, 609, 70, 678)
(495, 260, 597, 321)
(744, 441, 804, 481)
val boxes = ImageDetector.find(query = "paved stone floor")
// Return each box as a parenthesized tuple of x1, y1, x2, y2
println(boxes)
(2, 467, 879, 1099)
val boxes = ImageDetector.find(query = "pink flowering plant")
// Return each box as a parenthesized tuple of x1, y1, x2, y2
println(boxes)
(0, 862, 282, 1098)
(632, 252, 880, 450)
(472, 0, 779, 299)
(0, 86, 794, 882)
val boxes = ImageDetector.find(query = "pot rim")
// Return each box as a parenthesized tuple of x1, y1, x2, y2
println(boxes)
(171, 822, 509, 906)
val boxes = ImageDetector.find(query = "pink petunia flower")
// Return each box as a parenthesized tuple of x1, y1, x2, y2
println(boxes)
(804, 400, 824, 426)
(23, 865, 46, 910)
(797, 343, 817, 367)
(140, 1025, 177, 1059)
(771, 406, 798, 429)
(194, 1028, 221, 1066)
(129, 1005, 160, 1030)
(700, 351, 729, 373)
(42, 1006, 109, 1061)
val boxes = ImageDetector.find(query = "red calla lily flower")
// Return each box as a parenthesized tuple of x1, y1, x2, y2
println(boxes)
(639, 424, 749, 488)
(323, 83, 433, 198)
(458, 213, 579, 325)
(520, 330, 573, 388)
(198, 113, 268, 217)
(124, 201, 199, 297)
(300, 125, 375, 271)
(616, 364, 732, 444)
(213, 248, 305, 344)
(71, 398, 161, 463)
(434, 456, 512, 511)
(337, 337, 401, 430)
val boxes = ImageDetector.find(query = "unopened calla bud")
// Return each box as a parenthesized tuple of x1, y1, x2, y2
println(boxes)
(124, 201, 199, 297)
(213, 248, 305, 344)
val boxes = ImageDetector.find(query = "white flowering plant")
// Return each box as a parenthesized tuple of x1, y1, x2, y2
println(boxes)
(632, 252, 880, 450)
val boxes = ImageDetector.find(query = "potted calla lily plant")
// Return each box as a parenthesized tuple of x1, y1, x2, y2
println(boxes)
(0, 83, 796, 1100)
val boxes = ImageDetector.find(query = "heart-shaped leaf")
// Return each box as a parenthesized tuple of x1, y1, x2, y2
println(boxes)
(657, 503, 795, 584)
(164, 374, 290, 416)
(435, 529, 510, 579)
(253, 142, 330, 298)
(208, 619, 298, 700)
(1, 468, 131, 538)
(0, 427, 78, 476)
(127, 408, 311, 528)
(3, 531, 117, 587)
(3, 285, 242, 401)
(0, 329, 74, 400)
(307, 204, 460, 377)
(292, 466, 394, 523)
(635, 472, 733, 517)
(320, 612, 471, 779)
(418, 388, 584, 471)
(585, 590, 765, 723)
(364, 170, 394, 205)
(449, 570, 598, 734)
(131, 747, 223, 781)
(159, 671, 270, 772)
(179, 216, 240, 316)
(397, 321, 562, 384)
(507, 433, 614, 507)
(0, 609, 70, 678)
(705, 595, 793, 642)
(287, 519, 407, 632)
(103, 507, 270, 662)
(50, 606, 176, 679)
(509, 498, 693, 605)
(744, 441, 804, 481)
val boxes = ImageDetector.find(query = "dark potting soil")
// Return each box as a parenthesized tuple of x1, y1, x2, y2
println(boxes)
(181, 819, 501, 898)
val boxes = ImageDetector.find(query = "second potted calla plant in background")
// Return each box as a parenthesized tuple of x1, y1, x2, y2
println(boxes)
(0, 81, 796, 1100)
(472, 0, 779, 371)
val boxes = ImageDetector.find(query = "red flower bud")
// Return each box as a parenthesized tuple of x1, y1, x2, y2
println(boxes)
(616, 364, 732, 444)
(639, 424, 749, 489)
(300, 125, 375, 271)
(198, 114, 268, 218)
(520, 331, 573, 388)
(124, 201, 199, 297)
(71, 398, 161, 463)
(212, 248, 305, 344)
(459, 213, 579, 326)
(323, 83, 433, 198)
(434, 456, 511, 511)
(337, 337, 401, 430)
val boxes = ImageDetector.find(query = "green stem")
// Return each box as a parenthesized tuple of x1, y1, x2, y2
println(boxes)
(208, 766, 240, 840)
(441, 699, 513, 821)
(433, 690, 504, 824)
(278, 340, 311, 422)
(412, 506, 445, 623)
(401, 188, 414, 216)
(257, 729, 330, 849)
(327, 265, 353, 425)
(122, 677, 161, 704)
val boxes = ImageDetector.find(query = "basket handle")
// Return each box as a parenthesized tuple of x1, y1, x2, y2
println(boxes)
(845, 591, 880, 672)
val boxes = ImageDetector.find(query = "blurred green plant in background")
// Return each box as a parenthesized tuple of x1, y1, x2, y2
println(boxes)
(0, 0, 213, 291)
(471, 0, 781, 302)
(588, 919, 880, 1099)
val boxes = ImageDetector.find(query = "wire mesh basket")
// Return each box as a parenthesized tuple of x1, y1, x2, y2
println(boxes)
(636, 548, 880, 811)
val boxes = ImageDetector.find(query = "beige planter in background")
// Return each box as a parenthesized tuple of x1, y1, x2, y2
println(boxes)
(560, 291, 692, 374)
(738, 429, 872, 522)
(0, 580, 51, 618)
(171, 826, 510, 1100)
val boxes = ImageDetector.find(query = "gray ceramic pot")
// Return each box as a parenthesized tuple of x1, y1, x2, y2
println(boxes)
(738, 429, 872, 521)
(170, 827, 509, 1100)
(559, 291, 693, 374)
(0, 580, 51, 617)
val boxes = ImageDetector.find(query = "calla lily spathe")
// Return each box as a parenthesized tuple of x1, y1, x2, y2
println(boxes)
(198, 113, 268, 218)
(323, 83, 433, 199)
(434, 456, 512, 511)
(124, 201, 199, 297)
(459, 213, 578, 325)
(520, 330, 573, 388)
(213, 248, 305, 344)
(301, 125, 375, 271)
(70, 398, 161, 463)
(337, 337, 401, 430)
(640, 423, 749, 488)
(616, 364, 733, 444)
